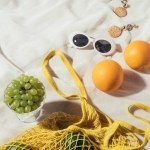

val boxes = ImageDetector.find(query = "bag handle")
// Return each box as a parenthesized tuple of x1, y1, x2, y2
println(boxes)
(106, 103, 150, 149)
(128, 103, 150, 141)
(42, 50, 112, 127)
(128, 103, 150, 125)
(42, 50, 87, 100)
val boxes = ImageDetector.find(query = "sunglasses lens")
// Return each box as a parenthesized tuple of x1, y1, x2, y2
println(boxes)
(95, 40, 111, 53)
(73, 34, 89, 47)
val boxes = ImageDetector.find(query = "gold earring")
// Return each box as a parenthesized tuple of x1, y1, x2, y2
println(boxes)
(108, 24, 138, 38)
(114, 0, 129, 17)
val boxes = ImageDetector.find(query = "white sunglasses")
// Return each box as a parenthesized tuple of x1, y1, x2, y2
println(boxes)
(69, 32, 116, 56)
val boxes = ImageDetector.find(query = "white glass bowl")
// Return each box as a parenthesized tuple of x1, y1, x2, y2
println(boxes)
(4, 80, 45, 123)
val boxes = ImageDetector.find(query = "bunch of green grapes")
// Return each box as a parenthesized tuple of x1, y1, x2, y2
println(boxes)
(4, 74, 45, 114)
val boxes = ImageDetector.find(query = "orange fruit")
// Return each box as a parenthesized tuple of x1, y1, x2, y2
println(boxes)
(92, 60, 124, 92)
(124, 41, 150, 70)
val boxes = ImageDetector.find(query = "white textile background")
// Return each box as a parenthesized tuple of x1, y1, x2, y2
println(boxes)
(0, 0, 150, 148)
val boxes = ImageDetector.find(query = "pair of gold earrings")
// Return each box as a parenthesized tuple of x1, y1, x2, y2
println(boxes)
(108, 0, 138, 38)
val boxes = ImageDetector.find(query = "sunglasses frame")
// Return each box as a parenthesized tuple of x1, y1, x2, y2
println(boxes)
(69, 32, 116, 56)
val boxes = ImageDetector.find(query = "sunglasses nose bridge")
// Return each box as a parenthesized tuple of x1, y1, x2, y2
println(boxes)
(89, 36, 95, 41)
(87, 37, 95, 47)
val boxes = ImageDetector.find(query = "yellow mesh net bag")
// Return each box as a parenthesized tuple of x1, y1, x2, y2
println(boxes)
(0, 50, 150, 150)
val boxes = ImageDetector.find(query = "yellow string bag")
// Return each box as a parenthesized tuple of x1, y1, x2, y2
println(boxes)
(0, 50, 150, 150)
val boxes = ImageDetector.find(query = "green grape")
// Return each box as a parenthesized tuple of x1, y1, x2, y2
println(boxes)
(34, 78, 38, 82)
(11, 80, 19, 85)
(25, 105, 31, 113)
(37, 89, 45, 96)
(19, 81, 25, 87)
(39, 96, 44, 102)
(10, 103, 16, 110)
(14, 95, 21, 100)
(30, 89, 37, 95)
(37, 82, 44, 89)
(6, 87, 13, 93)
(19, 90, 25, 95)
(16, 107, 24, 114)
(32, 104, 39, 111)
(33, 95, 40, 102)
(29, 78, 37, 85)
(29, 78, 34, 85)
(24, 83, 31, 90)
(23, 76, 29, 83)
(20, 100, 27, 107)
(10, 100, 20, 110)
(11, 84, 16, 89)
(13, 100, 20, 107)
(26, 93, 33, 101)
(18, 74, 26, 80)
(13, 83, 21, 89)
(5, 87, 13, 96)
(32, 83, 38, 88)
(28, 100, 33, 106)
(21, 94, 27, 101)
(29, 76, 34, 79)
(12, 80, 21, 88)
(13, 89, 20, 95)
(5, 90, 14, 97)
(4, 96, 13, 104)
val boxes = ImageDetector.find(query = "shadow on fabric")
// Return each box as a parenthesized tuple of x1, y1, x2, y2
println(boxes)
(108, 69, 146, 97)
(38, 100, 82, 122)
